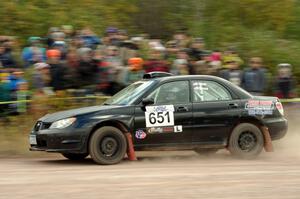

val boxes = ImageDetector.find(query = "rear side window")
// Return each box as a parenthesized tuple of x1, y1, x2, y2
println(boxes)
(148, 81, 190, 105)
(192, 80, 232, 102)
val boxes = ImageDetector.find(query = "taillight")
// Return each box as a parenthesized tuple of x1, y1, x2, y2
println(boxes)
(276, 101, 284, 116)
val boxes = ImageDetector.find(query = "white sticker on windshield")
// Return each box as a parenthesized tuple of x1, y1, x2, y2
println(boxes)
(145, 105, 174, 127)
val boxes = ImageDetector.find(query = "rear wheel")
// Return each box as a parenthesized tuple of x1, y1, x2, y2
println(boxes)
(89, 126, 127, 165)
(62, 153, 88, 161)
(228, 123, 264, 159)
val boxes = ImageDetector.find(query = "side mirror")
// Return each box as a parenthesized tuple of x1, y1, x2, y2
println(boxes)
(142, 98, 154, 106)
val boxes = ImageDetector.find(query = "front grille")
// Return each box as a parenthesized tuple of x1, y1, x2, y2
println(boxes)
(33, 121, 51, 131)
(37, 139, 47, 147)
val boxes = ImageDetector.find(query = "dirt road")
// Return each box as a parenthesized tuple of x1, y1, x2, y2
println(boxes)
(1, 145, 300, 199)
(0, 104, 299, 199)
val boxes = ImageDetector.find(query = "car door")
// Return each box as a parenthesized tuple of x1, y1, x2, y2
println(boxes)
(191, 80, 241, 144)
(133, 80, 193, 146)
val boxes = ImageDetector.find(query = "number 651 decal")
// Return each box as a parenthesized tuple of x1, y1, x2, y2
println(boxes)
(145, 105, 174, 127)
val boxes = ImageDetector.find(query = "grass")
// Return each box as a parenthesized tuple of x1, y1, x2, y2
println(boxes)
(0, 97, 107, 157)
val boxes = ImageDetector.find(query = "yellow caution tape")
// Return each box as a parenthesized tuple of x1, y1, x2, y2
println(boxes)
(279, 98, 300, 103)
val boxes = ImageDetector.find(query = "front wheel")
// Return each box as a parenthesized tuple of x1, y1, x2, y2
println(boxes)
(62, 153, 88, 161)
(89, 126, 127, 165)
(228, 123, 264, 159)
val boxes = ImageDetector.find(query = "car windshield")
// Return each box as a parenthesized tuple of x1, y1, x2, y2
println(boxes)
(104, 81, 155, 105)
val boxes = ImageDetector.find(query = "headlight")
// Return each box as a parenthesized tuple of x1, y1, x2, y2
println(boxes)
(49, 118, 76, 129)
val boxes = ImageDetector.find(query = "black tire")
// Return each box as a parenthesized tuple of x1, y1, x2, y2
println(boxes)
(62, 153, 88, 161)
(194, 148, 218, 156)
(89, 126, 127, 165)
(228, 123, 264, 159)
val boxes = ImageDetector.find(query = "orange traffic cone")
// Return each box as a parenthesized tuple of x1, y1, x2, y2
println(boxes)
(125, 132, 137, 161)
(261, 126, 274, 152)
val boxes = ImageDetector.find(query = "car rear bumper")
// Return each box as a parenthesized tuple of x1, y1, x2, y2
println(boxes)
(263, 117, 288, 140)
(29, 128, 88, 154)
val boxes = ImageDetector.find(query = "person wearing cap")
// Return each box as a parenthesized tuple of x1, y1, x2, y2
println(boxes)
(32, 62, 51, 94)
(105, 27, 120, 46)
(241, 57, 266, 95)
(219, 58, 243, 87)
(47, 49, 66, 91)
(222, 47, 243, 69)
(76, 47, 98, 92)
(274, 63, 297, 98)
(122, 57, 144, 85)
(103, 45, 124, 94)
(52, 41, 68, 59)
(22, 37, 46, 67)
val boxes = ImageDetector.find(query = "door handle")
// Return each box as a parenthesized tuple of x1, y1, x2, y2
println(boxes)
(228, 103, 238, 109)
(177, 106, 189, 112)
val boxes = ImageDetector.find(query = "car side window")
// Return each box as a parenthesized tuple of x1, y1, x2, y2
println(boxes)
(192, 80, 232, 102)
(147, 81, 190, 105)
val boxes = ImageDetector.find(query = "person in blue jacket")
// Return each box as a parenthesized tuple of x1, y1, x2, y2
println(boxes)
(242, 57, 266, 96)
(22, 37, 46, 67)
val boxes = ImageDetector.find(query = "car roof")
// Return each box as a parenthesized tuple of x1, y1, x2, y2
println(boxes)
(150, 74, 227, 82)
(145, 75, 252, 99)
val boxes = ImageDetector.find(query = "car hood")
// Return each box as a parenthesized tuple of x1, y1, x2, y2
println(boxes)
(39, 105, 122, 123)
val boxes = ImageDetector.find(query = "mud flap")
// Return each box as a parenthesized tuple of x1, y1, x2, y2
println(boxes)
(125, 132, 137, 161)
(261, 126, 274, 152)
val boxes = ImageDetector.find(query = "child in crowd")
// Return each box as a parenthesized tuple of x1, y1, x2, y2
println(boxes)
(16, 81, 31, 114)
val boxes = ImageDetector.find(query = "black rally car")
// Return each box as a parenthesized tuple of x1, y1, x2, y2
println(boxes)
(29, 72, 288, 164)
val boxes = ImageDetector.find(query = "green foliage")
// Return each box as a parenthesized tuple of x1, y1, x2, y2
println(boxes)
(191, 0, 300, 81)
(0, 0, 300, 81)
(0, 0, 139, 43)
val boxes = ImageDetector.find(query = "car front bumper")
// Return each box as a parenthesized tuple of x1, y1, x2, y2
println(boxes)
(29, 127, 88, 154)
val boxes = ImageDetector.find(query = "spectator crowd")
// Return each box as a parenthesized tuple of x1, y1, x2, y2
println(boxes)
(0, 26, 297, 116)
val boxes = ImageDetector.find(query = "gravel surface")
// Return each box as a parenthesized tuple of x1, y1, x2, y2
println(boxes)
(0, 103, 299, 199)
(1, 145, 300, 199)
